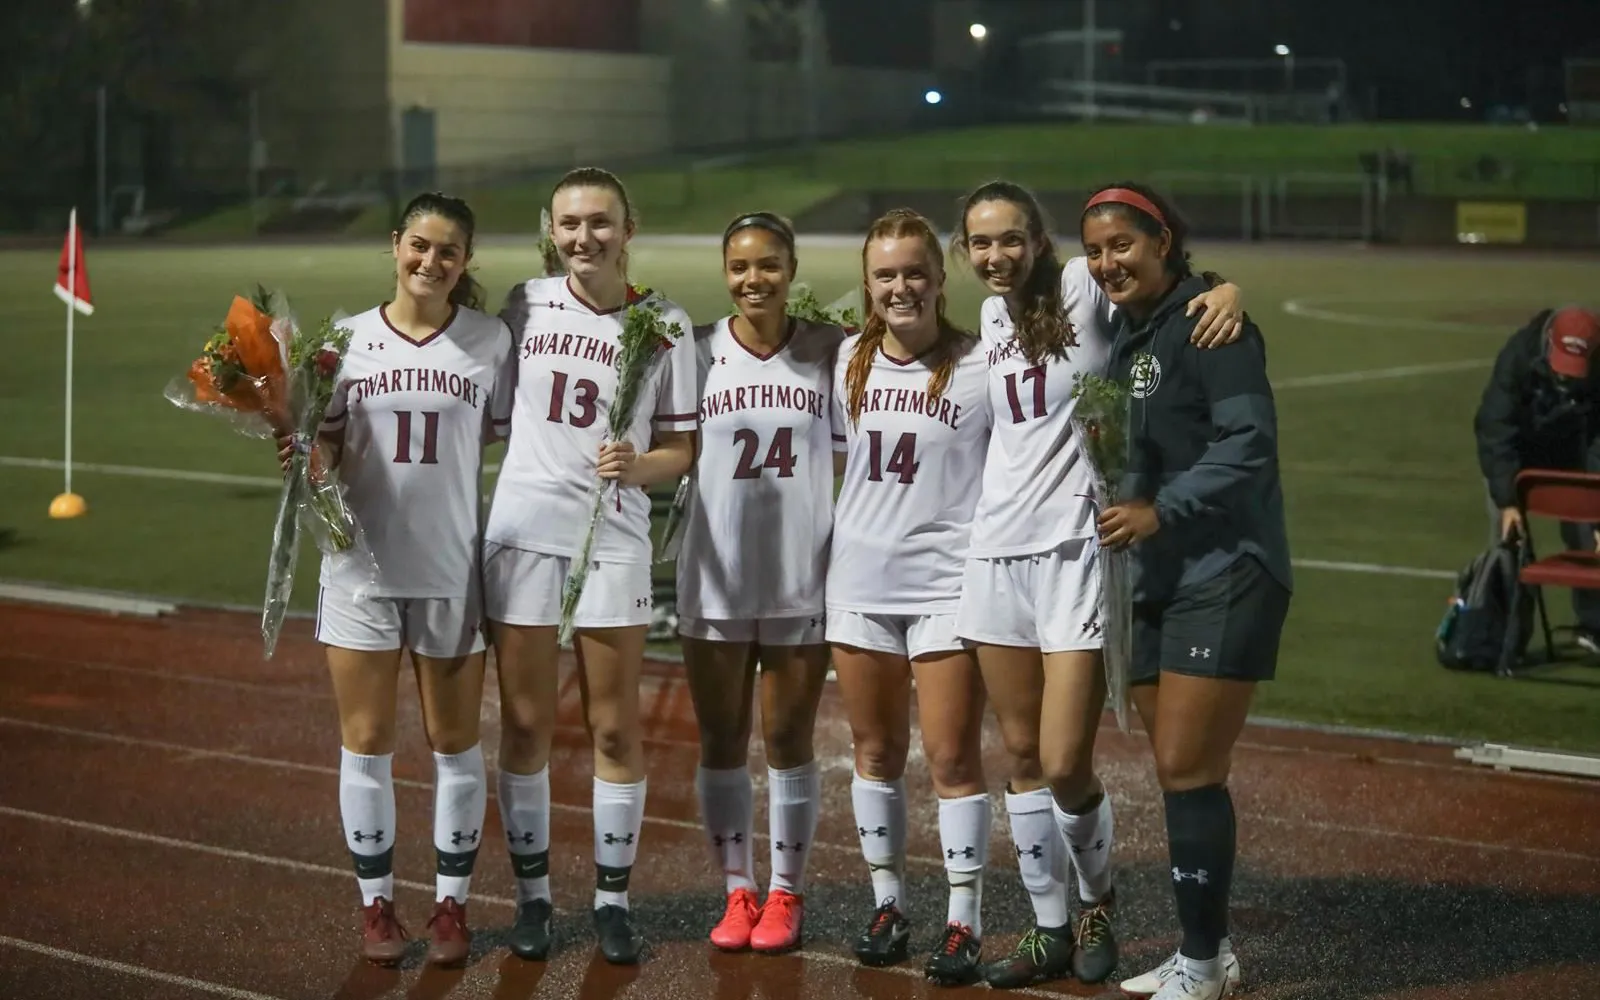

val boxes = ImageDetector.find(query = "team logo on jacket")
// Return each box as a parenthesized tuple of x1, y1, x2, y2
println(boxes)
(1130, 352, 1161, 398)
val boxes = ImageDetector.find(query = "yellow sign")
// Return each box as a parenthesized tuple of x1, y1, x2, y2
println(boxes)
(1456, 201, 1526, 245)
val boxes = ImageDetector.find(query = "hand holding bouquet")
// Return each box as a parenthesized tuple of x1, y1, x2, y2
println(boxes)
(166, 289, 376, 658)
(559, 290, 686, 644)
(1071, 371, 1135, 732)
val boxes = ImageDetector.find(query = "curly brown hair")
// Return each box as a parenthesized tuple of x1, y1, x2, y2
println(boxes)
(845, 208, 973, 424)
(952, 180, 1076, 365)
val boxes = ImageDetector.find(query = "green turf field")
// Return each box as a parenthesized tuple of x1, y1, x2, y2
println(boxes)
(168, 123, 1600, 239)
(2, 238, 1598, 750)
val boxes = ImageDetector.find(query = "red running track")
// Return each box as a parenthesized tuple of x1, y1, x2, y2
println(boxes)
(1, 601, 1597, 1000)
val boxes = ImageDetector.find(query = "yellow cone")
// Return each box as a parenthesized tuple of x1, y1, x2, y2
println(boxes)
(49, 492, 87, 519)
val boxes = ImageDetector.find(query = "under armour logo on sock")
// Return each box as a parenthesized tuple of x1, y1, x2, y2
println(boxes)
(351, 829, 385, 844)
(1190, 647, 1211, 658)
(775, 840, 803, 852)
(946, 846, 976, 859)
(713, 833, 744, 846)
(858, 825, 888, 838)
(508, 831, 537, 846)
(1070, 838, 1106, 855)
(1016, 843, 1044, 859)
(1172, 867, 1210, 885)
(451, 829, 479, 846)
(603, 832, 635, 846)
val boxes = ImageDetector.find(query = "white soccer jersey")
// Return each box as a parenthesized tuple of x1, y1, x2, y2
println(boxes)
(485, 276, 698, 564)
(827, 331, 992, 615)
(968, 255, 1116, 558)
(675, 317, 844, 619)
(318, 304, 513, 597)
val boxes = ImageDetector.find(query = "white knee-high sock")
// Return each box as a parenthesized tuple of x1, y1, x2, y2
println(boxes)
(851, 772, 907, 912)
(938, 792, 991, 938)
(695, 765, 756, 893)
(432, 744, 487, 903)
(768, 761, 821, 895)
(340, 749, 396, 907)
(498, 767, 551, 905)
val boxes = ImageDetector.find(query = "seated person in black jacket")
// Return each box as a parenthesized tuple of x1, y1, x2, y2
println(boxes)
(1474, 305, 1600, 650)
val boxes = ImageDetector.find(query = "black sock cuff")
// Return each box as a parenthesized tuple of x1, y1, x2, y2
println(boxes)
(596, 863, 632, 892)
(352, 846, 395, 880)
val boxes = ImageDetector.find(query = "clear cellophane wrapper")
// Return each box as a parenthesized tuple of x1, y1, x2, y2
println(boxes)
(655, 474, 693, 564)
(165, 294, 381, 657)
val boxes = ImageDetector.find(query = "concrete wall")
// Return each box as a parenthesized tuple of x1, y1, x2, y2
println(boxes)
(385, 0, 672, 170)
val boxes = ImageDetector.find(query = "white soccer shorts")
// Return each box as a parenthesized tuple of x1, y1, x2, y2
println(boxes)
(825, 609, 965, 660)
(677, 614, 827, 646)
(955, 536, 1104, 653)
(314, 585, 485, 659)
(483, 542, 653, 629)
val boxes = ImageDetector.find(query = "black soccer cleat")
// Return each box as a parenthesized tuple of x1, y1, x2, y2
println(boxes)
(507, 898, 553, 961)
(924, 921, 982, 986)
(982, 924, 1074, 989)
(594, 904, 643, 965)
(1071, 891, 1118, 984)
(852, 899, 911, 967)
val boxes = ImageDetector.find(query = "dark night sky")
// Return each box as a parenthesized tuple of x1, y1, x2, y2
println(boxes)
(823, 0, 1600, 120)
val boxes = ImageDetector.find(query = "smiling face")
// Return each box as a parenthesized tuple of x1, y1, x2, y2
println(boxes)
(962, 198, 1040, 298)
(724, 226, 796, 324)
(392, 212, 470, 305)
(551, 184, 632, 280)
(865, 233, 943, 339)
(1080, 206, 1172, 311)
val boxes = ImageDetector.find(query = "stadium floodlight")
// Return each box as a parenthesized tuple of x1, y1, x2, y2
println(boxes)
(969, 23, 988, 40)
(1274, 44, 1291, 56)
(924, 89, 943, 105)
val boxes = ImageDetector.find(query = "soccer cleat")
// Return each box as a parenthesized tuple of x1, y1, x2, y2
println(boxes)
(424, 897, 471, 966)
(709, 887, 761, 951)
(594, 904, 643, 965)
(1119, 938, 1241, 997)
(923, 922, 982, 986)
(852, 899, 911, 967)
(1072, 891, 1119, 984)
(1147, 957, 1232, 1000)
(982, 925, 1074, 989)
(359, 897, 408, 966)
(507, 898, 554, 961)
(750, 888, 804, 954)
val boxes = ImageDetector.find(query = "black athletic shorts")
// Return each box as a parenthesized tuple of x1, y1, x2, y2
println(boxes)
(1130, 555, 1290, 686)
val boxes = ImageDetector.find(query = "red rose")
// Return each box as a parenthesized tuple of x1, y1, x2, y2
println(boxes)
(315, 348, 340, 378)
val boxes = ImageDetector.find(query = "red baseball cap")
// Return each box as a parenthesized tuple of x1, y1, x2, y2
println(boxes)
(1545, 307, 1600, 379)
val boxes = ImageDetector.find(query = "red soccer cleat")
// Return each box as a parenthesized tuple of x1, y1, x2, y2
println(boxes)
(425, 896, 471, 966)
(359, 897, 408, 966)
(710, 887, 761, 951)
(750, 888, 804, 954)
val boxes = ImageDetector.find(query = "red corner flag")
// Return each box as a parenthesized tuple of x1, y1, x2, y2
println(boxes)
(54, 208, 93, 316)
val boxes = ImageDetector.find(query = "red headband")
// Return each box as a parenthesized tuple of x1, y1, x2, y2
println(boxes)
(1083, 188, 1168, 228)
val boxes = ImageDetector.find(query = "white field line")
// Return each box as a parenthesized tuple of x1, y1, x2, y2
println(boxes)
(0, 449, 1454, 581)
(5, 714, 1596, 863)
(0, 935, 293, 1000)
(1280, 296, 1505, 334)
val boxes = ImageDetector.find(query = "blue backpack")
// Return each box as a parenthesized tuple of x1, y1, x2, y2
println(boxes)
(1435, 540, 1534, 674)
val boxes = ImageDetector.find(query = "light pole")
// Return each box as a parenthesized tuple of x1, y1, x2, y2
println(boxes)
(1275, 43, 1294, 96)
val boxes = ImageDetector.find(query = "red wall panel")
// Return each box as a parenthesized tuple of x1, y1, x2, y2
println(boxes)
(403, 0, 640, 54)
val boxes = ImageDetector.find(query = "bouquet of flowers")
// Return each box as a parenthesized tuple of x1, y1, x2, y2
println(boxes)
(1071, 370, 1135, 732)
(165, 288, 376, 659)
(559, 289, 686, 644)
(655, 284, 858, 565)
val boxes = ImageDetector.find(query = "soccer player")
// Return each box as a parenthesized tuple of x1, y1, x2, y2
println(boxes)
(484, 168, 699, 965)
(676, 212, 842, 954)
(275, 191, 512, 967)
(949, 180, 1244, 989)
(829, 208, 994, 986)
(1086, 182, 1288, 1000)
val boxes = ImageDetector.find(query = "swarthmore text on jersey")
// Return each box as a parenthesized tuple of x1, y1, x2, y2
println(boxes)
(520, 331, 618, 369)
(347, 367, 489, 409)
(858, 386, 963, 430)
(698, 383, 826, 423)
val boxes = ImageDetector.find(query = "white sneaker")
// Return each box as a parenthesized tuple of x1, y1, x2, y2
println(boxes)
(1147, 955, 1232, 1000)
(1119, 938, 1241, 996)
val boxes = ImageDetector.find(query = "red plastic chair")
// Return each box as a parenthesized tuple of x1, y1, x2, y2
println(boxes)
(1514, 468, 1600, 664)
